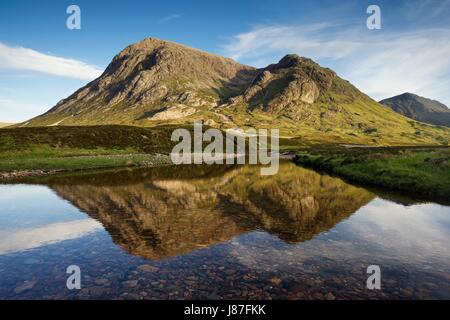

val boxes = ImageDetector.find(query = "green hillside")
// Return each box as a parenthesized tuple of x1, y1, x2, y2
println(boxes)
(16, 38, 450, 146)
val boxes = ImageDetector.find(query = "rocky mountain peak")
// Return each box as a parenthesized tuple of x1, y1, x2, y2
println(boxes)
(22, 38, 450, 146)
(269, 54, 303, 69)
(44, 37, 257, 119)
(29, 41, 363, 125)
(235, 54, 338, 117)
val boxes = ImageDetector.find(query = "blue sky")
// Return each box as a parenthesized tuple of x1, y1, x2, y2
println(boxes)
(1, 0, 450, 122)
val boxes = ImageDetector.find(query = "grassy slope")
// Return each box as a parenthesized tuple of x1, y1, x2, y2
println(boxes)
(0, 123, 13, 128)
(18, 64, 450, 146)
(21, 95, 450, 147)
(148, 98, 450, 146)
(294, 146, 450, 201)
(0, 125, 177, 173)
(2, 124, 449, 202)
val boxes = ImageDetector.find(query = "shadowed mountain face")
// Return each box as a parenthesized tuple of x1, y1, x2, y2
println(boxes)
(23, 38, 450, 145)
(380, 93, 450, 128)
(45, 162, 374, 260)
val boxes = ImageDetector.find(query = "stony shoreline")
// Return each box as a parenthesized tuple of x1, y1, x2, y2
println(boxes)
(0, 169, 62, 180)
(0, 163, 166, 181)
(0, 154, 173, 182)
(0, 152, 299, 182)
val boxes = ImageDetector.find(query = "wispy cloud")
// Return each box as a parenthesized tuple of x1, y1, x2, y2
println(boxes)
(406, 0, 450, 18)
(157, 13, 182, 24)
(346, 30, 450, 103)
(0, 43, 103, 80)
(223, 23, 362, 63)
(223, 25, 450, 106)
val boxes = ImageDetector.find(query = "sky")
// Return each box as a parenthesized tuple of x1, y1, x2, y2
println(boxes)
(1, 0, 449, 122)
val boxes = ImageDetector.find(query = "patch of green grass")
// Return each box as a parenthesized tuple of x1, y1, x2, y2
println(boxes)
(0, 153, 170, 172)
(294, 146, 450, 201)
(0, 125, 177, 173)
(0, 125, 177, 153)
(0, 146, 137, 159)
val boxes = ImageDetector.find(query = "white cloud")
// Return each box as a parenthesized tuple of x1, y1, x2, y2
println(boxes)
(223, 25, 450, 106)
(347, 30, 450, 103)
(157, 13, 182, 24)
(0, 43, 103, 80)
(223, 23, 362, 64)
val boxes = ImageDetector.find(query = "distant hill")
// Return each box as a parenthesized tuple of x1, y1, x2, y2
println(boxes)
(380, 93, 450, 128)
(0, 123, 13, 128)
(20, 38, 450, 145)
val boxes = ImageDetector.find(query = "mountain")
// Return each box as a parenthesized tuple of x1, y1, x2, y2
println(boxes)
(25, 38, 257, 126)
(380, 93, 450, 128)
(22, 38, 450, 145)
(0, 123, 13, 128)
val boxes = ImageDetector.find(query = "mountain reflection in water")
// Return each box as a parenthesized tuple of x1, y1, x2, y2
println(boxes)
(42, 161, 375, 260)
(1, 161, 449, 299)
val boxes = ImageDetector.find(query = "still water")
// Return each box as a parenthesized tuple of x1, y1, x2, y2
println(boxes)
(0, 161, 449, 299)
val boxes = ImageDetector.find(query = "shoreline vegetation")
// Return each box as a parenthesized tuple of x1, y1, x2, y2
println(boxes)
(1, 125, 449, 203)
(0, 153, 172, 180)
(294, 146, 450, 202)
(0, 125, 176, 181)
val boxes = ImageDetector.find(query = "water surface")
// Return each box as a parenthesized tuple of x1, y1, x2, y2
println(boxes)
(0, 162, 449, 299)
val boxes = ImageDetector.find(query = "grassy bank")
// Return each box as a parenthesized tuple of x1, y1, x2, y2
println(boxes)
(0, 125, 177, 177)
(0, 151, 170, 174)
(294, 146, 450, 201)
(0, 125, 177, 153)
(2, 125, 450, 202)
